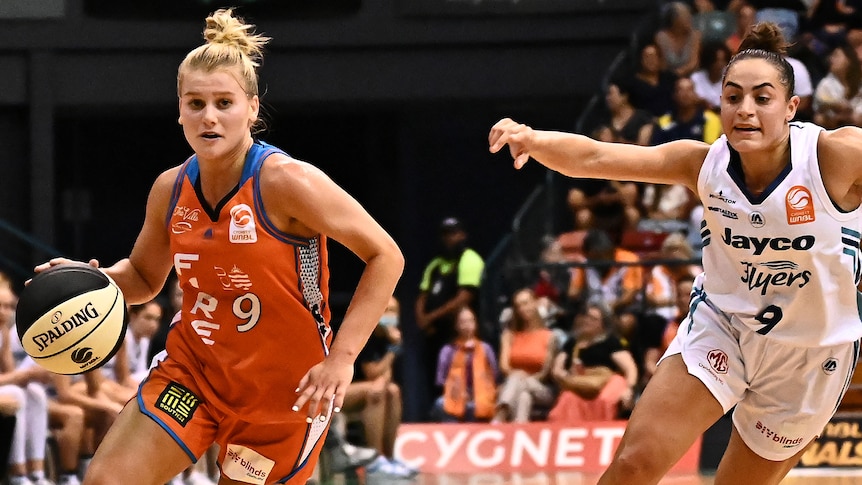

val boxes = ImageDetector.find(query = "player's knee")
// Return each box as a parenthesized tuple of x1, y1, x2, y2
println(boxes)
(64, 406, 85, 433)
(367, 385, 386, 404)
(611, 443, 665, 480)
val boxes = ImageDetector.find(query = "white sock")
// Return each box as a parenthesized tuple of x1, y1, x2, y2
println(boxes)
(30, 470, 45, 480)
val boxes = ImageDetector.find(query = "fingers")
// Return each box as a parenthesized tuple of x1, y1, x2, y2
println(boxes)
(293, 383, 342, 422)
(305, 383, 331, 422)
(489, 118, 531, 168)
(33, 257, 96, 274)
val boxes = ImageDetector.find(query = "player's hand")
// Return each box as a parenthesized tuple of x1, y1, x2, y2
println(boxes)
(29, 258, 100, 284)
(292, 354, 355, 423)
(489, 117, 535, 169)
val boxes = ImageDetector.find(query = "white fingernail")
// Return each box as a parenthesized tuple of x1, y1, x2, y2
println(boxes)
(319, 415, 326, 422)
(334, 407, 341, 413)
(292, 406, 299, 412)
(295, 387, 301, 393)
(306, 417, 313, 424)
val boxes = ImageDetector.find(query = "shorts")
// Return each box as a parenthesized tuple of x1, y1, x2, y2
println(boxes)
(138, 357, 329, 484)
(661, 289, 859, 461)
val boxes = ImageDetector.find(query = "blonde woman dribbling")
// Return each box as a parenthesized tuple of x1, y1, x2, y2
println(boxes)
(489, 22, 862, 485)
(32, 8, 403, 485)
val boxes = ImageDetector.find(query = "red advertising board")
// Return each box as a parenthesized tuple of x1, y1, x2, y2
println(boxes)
(394, 421, 702, 474)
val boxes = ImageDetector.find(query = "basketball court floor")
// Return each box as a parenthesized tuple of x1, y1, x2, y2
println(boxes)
(325, 469, 862, 484)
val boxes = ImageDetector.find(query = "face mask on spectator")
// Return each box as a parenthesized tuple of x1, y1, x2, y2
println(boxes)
(379, 314, 399, 327)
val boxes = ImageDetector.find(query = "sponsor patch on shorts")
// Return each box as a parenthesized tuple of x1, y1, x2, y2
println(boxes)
(156, 381, 200, 427)
(223, 444, 274, 484)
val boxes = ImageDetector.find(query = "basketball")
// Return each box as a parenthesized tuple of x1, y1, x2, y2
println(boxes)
(15, 263, 127, 375)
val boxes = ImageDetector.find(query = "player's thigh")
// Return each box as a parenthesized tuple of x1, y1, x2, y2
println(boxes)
(617, 354, 725, 462)
(47, 399, 83, 428)
(84, 399, 192, 485)
(714, 426, 809, 485)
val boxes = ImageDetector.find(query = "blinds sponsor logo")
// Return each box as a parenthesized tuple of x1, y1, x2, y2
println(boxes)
(223, 444, 273, 485)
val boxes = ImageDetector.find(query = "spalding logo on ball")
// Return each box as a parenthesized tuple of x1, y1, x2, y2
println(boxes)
(15, 263, 127, 375)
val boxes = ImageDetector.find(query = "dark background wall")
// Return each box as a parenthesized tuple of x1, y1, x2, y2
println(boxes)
(0, 0, 655, 420)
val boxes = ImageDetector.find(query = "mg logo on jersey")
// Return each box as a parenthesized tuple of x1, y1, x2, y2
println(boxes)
(786, 186, 815, 225)
(707, 349, 729, 374)
(749, 211, 765, 228)
(822, 358, 839, 375)
(229, 204, 257, 243)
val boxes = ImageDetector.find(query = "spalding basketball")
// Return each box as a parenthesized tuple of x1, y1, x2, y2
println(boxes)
(15, 263, 127, 375)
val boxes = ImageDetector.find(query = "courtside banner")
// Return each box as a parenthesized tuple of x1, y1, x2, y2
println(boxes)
(798, 416, 862, 468)
(394, 421, 702, 474)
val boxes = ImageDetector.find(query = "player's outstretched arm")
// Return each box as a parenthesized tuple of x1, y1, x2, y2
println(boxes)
(488, 117, 708, 191)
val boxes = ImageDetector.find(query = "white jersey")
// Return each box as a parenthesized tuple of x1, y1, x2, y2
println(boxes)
(697, 121, 862, 346)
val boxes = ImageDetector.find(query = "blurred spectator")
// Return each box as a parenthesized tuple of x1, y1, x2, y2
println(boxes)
(0, 282, 59, 485)
(648, 76, 718, 225)
(750, 0, 807, 42)
(814, 42, 862, 128)
(567, 228, 644, 335)
(655, 2, 703, 77)
(347, 296, 417, 480)
(147, 273, 181, 364)
(567, 80, 653, 237)
(645, 233, 703, 322)
(803, 0, 862, 56)
(121, 301, 161, 387)
(594, 81, 655, 146)
(415, 217, 484, 420)
(661, 274, 698, 352)
(629, 43, 678, 118)
(433, 306, 498, 422)
(492, 289, 558, 423)
(693, 3, 736, 44)
(691, 42, 732, 111)
(652, 76, 723, 146)
(726, 3, 757, 53)
(566, 180, 641, 238)
(2, 274, 84, 485)
(548, 303, 638, 422)
(787, 54, 817, 121)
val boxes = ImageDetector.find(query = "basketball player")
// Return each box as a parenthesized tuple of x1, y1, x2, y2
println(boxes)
(489, 22, 862, 485)
(34, 8, 403, 485)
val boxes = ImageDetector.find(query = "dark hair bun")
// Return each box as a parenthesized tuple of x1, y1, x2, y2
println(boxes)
(738, 22, 788, 56)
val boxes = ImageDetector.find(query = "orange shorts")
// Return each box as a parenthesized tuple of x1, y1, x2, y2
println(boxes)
(138, 357, 328, 484)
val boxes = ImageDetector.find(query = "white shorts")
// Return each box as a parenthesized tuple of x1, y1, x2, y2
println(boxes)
(661, 288, 860, 461)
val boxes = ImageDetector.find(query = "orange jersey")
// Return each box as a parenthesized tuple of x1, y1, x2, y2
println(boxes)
(164, 141, 332, 423)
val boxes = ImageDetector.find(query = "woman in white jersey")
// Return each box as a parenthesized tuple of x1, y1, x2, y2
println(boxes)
(489, 22, 862, 485)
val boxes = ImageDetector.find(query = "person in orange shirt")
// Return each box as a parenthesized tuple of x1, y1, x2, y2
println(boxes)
(492, 288, 557, 423)
(31, 8, 403, 485)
